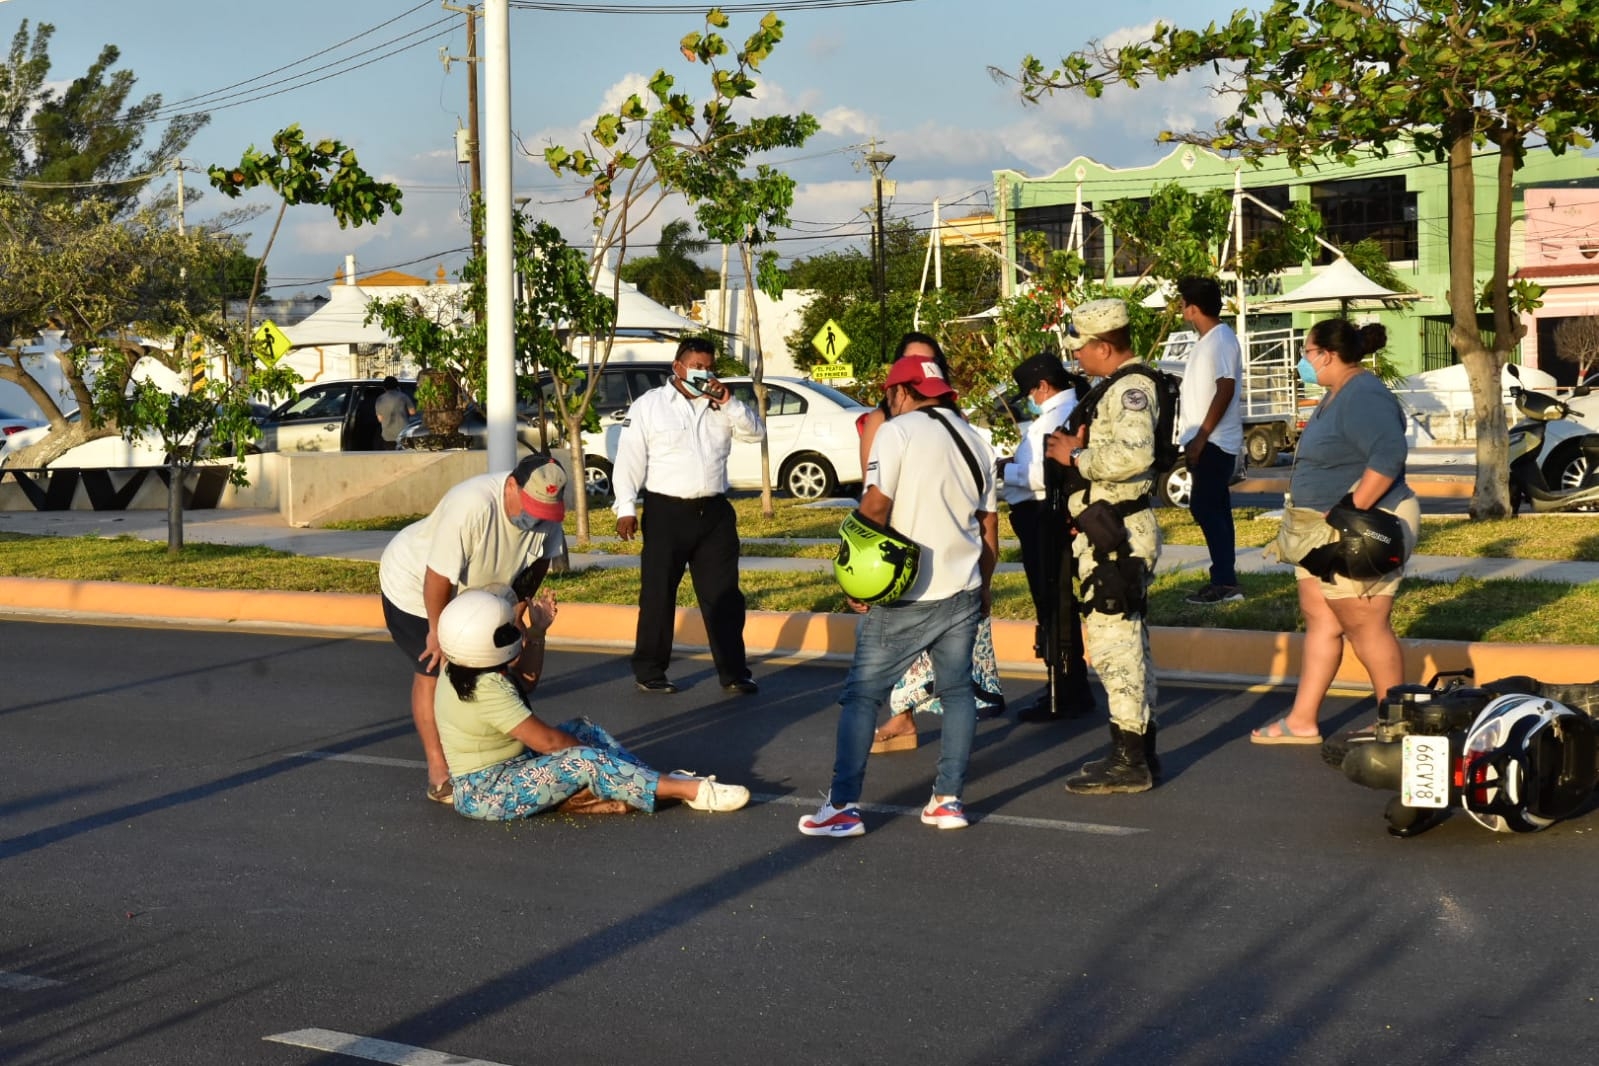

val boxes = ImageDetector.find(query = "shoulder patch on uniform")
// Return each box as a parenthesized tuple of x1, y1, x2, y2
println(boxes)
(1121, 388, 1150, 412)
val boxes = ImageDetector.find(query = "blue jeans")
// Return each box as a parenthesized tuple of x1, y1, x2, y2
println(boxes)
(830, 586, 982, 805)
(1189, 442, 1238, 587)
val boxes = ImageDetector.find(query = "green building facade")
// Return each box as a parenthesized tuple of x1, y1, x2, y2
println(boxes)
(994, 144, 1597, 376)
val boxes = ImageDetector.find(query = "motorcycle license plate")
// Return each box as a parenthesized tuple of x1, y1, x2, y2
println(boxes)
(1401, 735, 1450, 809)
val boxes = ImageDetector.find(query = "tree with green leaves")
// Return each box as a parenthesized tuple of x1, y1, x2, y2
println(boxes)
(784, 218, 1001, 385)
(543, 7, 817, 524)
(0, 195, 221, 462)
(364, 204, 615, 484)
(209, 125, 404, 359)
(1004, 0, 1599, 519)
(619, 218, 716, 309)
(1, 20, 207, 213)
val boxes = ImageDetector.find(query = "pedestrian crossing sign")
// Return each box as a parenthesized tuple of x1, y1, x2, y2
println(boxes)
(811, 319, 850, 363)
(254, 320, 292, 366)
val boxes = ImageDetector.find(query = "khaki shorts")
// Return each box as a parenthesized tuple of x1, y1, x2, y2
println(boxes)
(1294, 495, 1421, 600)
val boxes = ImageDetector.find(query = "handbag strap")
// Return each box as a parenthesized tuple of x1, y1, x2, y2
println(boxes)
(922, 408, 987, 500)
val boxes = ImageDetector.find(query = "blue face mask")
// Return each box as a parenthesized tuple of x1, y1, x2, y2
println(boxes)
(683, 368, 711, 394)
(510, 510, 544, 532)
(1297, 356, 1320, 387)
(1021, 397, 1041, 418)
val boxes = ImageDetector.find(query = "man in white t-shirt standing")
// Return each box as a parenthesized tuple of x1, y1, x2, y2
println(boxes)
(1176, 276, 1245, 605)
(379, 454, 569, 804)
(799, 353, 999, 838)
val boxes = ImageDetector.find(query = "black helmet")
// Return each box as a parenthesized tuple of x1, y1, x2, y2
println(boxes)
(1300, 496, 1405, 581)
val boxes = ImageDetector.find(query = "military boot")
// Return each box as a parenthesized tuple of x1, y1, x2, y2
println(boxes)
(1144, 721, 1162, 783)
(1065, 723, 1154, 794)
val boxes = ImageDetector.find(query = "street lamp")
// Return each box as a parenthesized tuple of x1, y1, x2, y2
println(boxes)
(865, 147, 895, 359)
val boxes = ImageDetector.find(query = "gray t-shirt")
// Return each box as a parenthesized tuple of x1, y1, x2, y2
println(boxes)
(1290, 372, 1413, 512)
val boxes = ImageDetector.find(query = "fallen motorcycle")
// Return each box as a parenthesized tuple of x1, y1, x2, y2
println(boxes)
(1325, 671, 1599, 837)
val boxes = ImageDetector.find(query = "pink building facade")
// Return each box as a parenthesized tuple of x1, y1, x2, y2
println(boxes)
(1517, 186, 1599, 386)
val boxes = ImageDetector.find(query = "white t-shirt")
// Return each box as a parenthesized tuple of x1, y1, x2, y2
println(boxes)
(379, 471, 565, 617)
(1001, 388, 1077, 506)
(867, 406, 998, 602)
(1178, 322, 1245, 455)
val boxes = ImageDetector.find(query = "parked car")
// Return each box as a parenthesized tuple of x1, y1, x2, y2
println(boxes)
(255, 379, 417, 453)
(542, 362, 676, 500)
(587, 375, 873, 503)
(397, 399, 552, 456)
(1, 410, 47, 440)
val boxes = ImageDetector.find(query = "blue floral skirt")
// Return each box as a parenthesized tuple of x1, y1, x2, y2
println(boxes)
(889, 614, 1003, 716)
(452, 718, 658, 820)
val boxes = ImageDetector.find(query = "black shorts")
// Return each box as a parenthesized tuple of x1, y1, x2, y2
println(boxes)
(382, 594, 439, 677)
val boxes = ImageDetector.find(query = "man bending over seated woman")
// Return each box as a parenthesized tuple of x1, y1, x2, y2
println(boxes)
(435, 585, 750, 817)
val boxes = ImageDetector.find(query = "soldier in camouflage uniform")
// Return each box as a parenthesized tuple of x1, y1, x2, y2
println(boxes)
(1044, 298, 1162, 794)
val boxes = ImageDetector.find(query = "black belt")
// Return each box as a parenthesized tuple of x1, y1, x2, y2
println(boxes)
(643, 491, 724, 504)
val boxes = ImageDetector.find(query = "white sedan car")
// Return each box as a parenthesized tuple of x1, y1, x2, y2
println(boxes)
(587, 375, 872, 501)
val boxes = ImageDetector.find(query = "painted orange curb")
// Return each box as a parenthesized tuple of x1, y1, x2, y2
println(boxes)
(1, 577, 1592, 686)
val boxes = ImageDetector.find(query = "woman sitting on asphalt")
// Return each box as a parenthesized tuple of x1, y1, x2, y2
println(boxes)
(1252, 319, 1419, 745)
(434, 585, 750, 817)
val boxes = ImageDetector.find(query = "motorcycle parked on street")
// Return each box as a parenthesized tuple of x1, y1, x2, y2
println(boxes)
(1507, 366, 1599, 515)
(1325, 671, 1599, 837)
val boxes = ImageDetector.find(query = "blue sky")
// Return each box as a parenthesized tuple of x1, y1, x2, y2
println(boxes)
(7, 0, 1246, 296)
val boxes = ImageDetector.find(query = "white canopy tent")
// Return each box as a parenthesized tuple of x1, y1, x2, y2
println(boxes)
(1253, 256, 1426, 315)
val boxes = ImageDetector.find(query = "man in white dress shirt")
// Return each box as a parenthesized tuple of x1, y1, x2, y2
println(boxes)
(612, 338, 766, 695)
(1000, 353, 1095, 721)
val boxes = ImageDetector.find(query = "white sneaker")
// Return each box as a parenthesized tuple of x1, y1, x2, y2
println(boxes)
(683, 775, 750, 812)
(797, 798, 866, 837)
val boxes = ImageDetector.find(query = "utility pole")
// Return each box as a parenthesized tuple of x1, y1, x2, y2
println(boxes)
(864, 140, 895, 359)
(442, 3, 483, 257)
(172, 159, 187, 236)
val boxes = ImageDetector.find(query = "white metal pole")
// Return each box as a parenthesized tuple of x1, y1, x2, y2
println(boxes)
(1233, 169, 1248, 345)
(483, 0, 515, 470)
(933, 197, 943, 291)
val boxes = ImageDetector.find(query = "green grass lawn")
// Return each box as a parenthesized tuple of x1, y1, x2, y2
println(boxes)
(5, 527, 1596, 645)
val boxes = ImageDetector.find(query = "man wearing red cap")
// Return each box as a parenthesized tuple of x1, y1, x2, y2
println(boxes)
(379, 454, 569, 805)
(799, 351, 999, 837)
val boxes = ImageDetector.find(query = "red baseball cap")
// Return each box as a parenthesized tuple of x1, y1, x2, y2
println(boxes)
(512, 454, 567, 522)
(883, 355, 957, 400)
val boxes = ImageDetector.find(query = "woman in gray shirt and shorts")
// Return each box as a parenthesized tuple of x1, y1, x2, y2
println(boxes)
(1251, 319, 1420, 745)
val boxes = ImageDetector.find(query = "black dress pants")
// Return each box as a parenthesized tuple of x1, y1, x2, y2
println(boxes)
(633, 492, 749, 684)
(1009, 498, 1092, 702)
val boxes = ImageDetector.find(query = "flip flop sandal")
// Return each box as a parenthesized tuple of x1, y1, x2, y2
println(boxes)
(870, 730, 919, 755)
(1250, 717, 1322, 745)
(426, 780, 455, 804)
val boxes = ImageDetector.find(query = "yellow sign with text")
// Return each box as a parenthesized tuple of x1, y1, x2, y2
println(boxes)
(811, 319, 850, 363)
(810, 362, 855, 382)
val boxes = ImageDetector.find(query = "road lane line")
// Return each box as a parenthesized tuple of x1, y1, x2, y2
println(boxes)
(0, 970, 64, 990)
(296, 751, 1146, 836)
(264, 1028, 514, 1065)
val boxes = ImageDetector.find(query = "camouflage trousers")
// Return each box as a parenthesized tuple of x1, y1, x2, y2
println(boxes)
(1074, 516, 1158, 734)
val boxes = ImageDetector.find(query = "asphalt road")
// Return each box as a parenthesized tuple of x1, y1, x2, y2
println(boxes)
(4, 619, 1597, 1066)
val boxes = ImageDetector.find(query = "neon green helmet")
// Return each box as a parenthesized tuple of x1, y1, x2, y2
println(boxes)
(834, 510, 920, 604)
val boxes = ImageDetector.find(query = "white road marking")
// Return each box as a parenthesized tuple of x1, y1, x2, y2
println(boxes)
(264, 1028, 514, 1065)
(295, 751, 1147, 836)
(0, 970, 64, 990)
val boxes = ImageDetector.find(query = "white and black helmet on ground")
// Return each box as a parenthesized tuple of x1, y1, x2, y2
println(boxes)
(1460, 693, 1599, 833)
(437, 585, 522, 668)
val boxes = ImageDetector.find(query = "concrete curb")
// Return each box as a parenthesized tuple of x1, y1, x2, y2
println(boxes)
(3, 577, 1593, 688)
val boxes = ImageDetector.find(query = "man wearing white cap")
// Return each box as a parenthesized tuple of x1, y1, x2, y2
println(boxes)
(379, 454, 570, 805)
(1044, 298, 1163, 793)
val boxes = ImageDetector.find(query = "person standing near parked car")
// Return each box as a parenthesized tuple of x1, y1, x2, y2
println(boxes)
(379, 454, 570, 804)
(1175, 277, 1245, 605)
(612, 337, 765, 696)
(374, 376, 416, 450)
